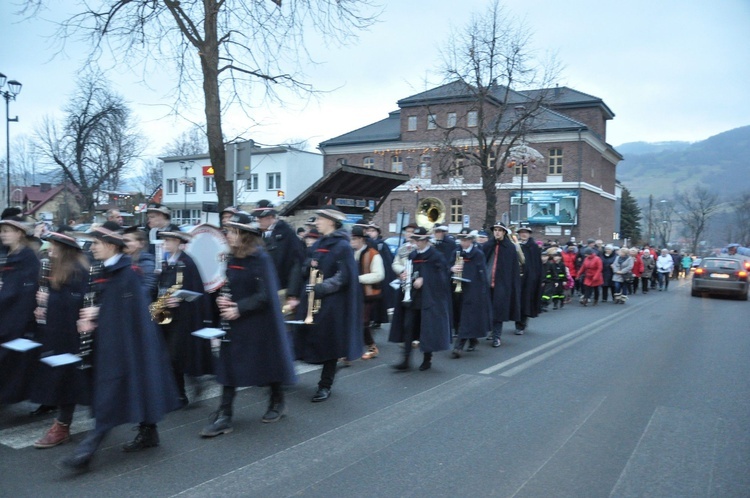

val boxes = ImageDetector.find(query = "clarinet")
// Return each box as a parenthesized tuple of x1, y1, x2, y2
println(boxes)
(218, 278, 232, 342)
(37, 258, 51, 325)
(78, 263, 102, 369)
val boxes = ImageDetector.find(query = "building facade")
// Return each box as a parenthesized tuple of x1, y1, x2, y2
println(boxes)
(319, 82, 622, 244)
(160, 144, 323, 225)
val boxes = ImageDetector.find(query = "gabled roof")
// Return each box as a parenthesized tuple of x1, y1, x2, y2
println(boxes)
(397, 80, 531, 108)
(319, 111, 402, 148)
(16, 183, 80, 215)
(279, 164, 409, 216)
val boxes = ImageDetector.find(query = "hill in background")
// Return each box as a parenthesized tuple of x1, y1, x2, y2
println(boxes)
(616, 125, 750, 202)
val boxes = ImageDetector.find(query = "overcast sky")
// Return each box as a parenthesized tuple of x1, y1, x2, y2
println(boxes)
(2, 0, 749, 161)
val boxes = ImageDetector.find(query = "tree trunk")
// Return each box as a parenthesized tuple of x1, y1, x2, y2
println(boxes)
(199, 4, 231, 210)
(481, 167, 499, 229)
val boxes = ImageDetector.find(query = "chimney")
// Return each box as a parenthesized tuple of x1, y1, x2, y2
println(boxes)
(40, 183, 52, 192)
(554, 84, 560, 97)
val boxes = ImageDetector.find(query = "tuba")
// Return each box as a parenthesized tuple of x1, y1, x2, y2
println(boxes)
(416, 197, 446, 231)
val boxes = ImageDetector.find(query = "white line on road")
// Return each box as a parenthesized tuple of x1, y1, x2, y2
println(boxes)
(479, 300, 648, 376)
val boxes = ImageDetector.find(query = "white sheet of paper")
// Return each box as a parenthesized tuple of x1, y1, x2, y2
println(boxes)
(191, 328, 226, 339)
(1, 338, 42, 352)
(40, 353, 82, 367)
(172, 289, 204, 302)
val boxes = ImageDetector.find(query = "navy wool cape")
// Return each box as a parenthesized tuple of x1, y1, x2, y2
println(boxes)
(264, 220, 305, 293)
(30, 262, 91, 406)
(158, 252, 214, 376)
(295, 229, 364, 363)
(455, 244, 493, 339)
(388, 246, 452, 353)
(483, 237, 522, 324)
(369, 236, 397, 322)
(90, 255, 180, 431)
(216, 249, 297, 387)
(0, 246, 40, 404)
(519, 238, 543, 319)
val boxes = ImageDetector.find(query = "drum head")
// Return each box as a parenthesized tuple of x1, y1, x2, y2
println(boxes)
(185, 224, 228, 292)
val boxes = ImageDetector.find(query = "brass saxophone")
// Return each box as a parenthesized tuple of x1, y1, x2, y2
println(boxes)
(150, 263, 183, 324)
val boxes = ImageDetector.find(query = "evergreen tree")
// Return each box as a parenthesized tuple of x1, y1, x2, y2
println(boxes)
(620, 185, 642, 244)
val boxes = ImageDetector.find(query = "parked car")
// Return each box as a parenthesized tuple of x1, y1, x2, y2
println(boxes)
(691, 256, 749, 300)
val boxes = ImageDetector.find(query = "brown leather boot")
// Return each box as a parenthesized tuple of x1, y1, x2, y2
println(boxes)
(34, 419, 70, 449)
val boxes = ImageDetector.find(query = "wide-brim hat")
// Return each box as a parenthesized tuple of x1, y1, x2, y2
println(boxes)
(367, 222, 381, 233)
(146, 203, 171, 217)
(516, 225, 532, 233)
(491, 221, 511, 234)
(434, 224, 449, 232)
(86, 221, 126, 247)
(304, 228, 321, 239)
(456, 228, 475, 240)
(224, 212, 262, 235)
(221, 206, 239, 216)
(0, 217, 31, 235)
(351, 225, 367, 238)
(315, 208, 346, 223)
(157, 231, 192, 243)
(253, 200, 277, 218)
(44, 231, 81, 250)
(477, 230, 488, 237)
(409, 226, 431, 240)
(402, 223, 419, 231)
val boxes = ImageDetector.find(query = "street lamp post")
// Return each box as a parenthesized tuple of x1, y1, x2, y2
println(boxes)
(1, 73, 22, 209)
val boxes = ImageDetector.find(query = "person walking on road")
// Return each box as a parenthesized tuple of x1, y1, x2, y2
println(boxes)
(611, 247, 634, 304)
(656, 248, 674, 291)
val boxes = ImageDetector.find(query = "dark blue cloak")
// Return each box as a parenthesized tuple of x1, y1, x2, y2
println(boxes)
(389, 246, 452, 353)
(216, 249, 297, 387)
(483, 237, 522, 323)
(455, 244, 493, 339)
(295, 229, 364, 363)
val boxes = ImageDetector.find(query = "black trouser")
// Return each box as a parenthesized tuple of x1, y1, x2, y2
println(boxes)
(58, 403, 76, 426)
(402, 307, 422, 345)
(601, 285, 614, 301)
(363, 301, 376, 346)
(583, 285, 600, 301)
(319, 359, 338, 389)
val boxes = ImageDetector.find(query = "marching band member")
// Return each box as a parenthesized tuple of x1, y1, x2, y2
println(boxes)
(515, 225, 543, 334)
(483, 222, 521, 348)
(364, 222, 397, 329)
(154, 231, 213, 407)
(122, 226, 157, 297)
(144, 203, 181, 256)
(432, 224, 456, 263)
(294, 208, 363, 402)
(391, 223, 418, 275)
(389, 227, 451, 371)
(60, 222, 180, 471)
(450, 229, 491, 357)
(30, 232, 90, 448)
(350, 225, 385, 360)
(0, 217, 40, 405)
(201, 213, 296, 437)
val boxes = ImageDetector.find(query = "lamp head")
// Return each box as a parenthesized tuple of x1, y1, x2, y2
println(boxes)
(7, 80, 22, 96)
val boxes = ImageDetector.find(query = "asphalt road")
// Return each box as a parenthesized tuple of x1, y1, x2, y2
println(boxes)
(1, 278, 748, 497)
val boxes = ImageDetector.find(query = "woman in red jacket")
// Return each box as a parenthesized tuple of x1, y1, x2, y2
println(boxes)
(628, 247, 643, 294)
(577, 248, 603, 306)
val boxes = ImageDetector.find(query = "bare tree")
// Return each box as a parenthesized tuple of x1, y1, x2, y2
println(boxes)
(35, 71, 144, 217)
(135, 158, 164, 198)
(162, 125, 209, 157)
(431, 0, 560, 226)
(22, 0, 378, 209)
(11, 135, 46, 186)
(675, 186, 721, 255)
(654, 198, 676, 248)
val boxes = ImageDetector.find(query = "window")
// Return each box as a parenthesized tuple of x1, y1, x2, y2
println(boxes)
(447, 112, 457, 128)
(487, 152, 496, 169)
(419, 162, 431, 179)
(174, 209, 201, 226)
(514, 163, 528, 176)
(246, 174, 259, 191)
(184, 177, 197, 194)
(467, 111, 478, 127)
(267, 172, 281, 190)
(452, 158, 464, 178)
(549, 148, 563, 175)
(407, 116, 417, 131)
(450, 198, 463, 223)
(363, 157, 375, 169)
(427, 114, 437, 130)
(391, 156, 403, 173)
(166, 178, 178, 195)
(203, 176, 216, 193)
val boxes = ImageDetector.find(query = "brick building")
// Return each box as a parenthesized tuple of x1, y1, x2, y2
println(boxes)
(319, 81, 622, 244)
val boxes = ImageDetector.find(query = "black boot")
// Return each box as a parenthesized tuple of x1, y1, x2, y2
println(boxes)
(392, 345, 411, 370)
(200, 409, 233, 437)
(262, 384, 285, 423)
(122, 424, 159, 452)
(419, 353, 432, 371)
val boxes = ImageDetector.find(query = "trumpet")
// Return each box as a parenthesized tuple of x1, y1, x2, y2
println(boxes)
(453, 251, 464, 294)
(304, 268, 323, 324)
(402, 258, 413, 303)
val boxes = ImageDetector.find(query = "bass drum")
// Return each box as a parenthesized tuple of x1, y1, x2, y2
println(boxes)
(185, 224, 229, 293)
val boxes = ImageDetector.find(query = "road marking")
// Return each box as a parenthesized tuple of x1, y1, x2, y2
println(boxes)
(479, 299, 648, 376)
